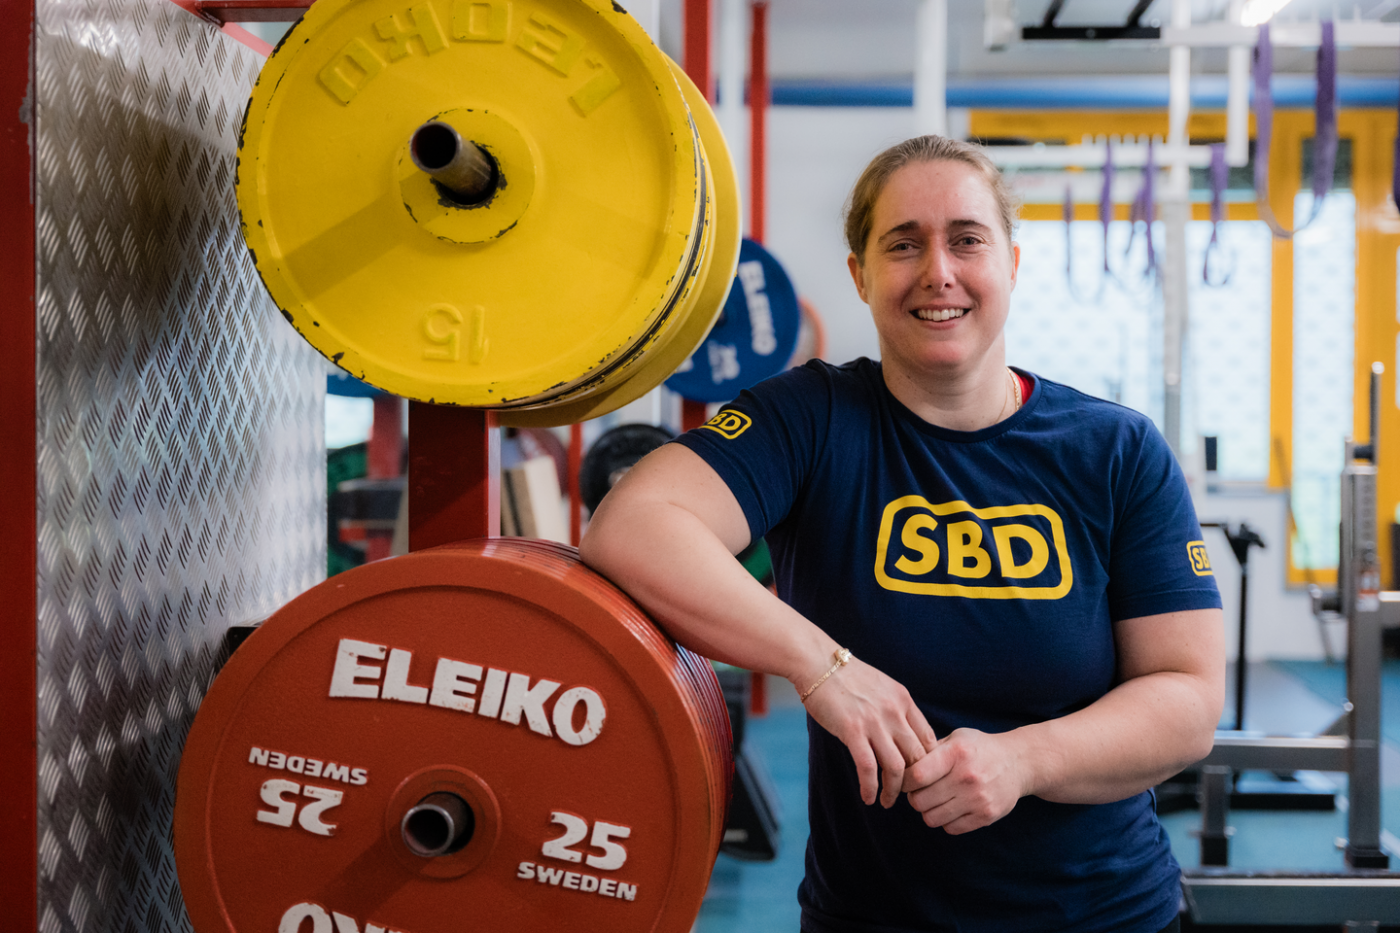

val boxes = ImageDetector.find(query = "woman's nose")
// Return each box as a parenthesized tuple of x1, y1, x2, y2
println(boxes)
(919, 245, 956, 290)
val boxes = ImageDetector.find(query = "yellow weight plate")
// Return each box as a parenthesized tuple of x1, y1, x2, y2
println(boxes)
(500, 57, 741, 427)
(239, 0, 705, 407)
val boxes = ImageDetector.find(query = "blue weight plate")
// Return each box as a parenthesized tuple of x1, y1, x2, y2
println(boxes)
(666, 239, 800, 403)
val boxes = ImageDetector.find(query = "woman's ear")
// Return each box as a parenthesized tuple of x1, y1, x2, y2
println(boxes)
(847, 252, 869, 303)
(1009, 241, 1021, 291)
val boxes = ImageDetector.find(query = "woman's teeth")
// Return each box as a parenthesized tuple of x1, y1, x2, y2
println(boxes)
(916, 308, 967, 322)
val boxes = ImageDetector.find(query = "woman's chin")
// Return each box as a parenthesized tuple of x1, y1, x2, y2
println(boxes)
(886, 347, 991, 378)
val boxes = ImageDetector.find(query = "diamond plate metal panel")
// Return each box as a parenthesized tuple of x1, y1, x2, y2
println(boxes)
(33, 2, 326, 931)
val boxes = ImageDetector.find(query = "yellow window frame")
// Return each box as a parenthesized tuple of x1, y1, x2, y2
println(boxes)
(970, 108, 1400, 588)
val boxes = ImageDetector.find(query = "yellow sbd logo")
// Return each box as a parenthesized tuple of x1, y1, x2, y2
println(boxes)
(874, 497, 1073, 599)
(700, 410, 752, 440)
(1187, 541, 1213, 576)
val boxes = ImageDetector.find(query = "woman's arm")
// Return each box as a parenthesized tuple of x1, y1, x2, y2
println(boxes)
(581, 442, 938, 808)
(902, 607, 1225, 834)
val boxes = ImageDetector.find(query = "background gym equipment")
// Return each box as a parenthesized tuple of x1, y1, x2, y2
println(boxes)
(175, 538, 731, 933)
(237, 0, 740, 425)
(175, 3, 744, 932)
(667, 237, 802, 404)
(1178, 365, 1400, 927)
(713, 666, 781, 862)
(579, 423, 676, 515)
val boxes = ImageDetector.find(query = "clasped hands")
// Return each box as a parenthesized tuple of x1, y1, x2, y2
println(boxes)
(800, 656, 1027, 835)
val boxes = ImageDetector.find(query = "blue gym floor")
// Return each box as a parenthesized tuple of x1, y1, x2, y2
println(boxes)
(694, 661, 1400, 930)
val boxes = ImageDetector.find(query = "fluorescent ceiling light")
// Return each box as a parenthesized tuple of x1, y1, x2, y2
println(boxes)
(1240, 0, 1295, 26)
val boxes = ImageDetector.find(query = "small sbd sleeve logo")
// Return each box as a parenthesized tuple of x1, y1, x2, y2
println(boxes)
(700, 409, 752, 439)
(874, 496, 1073, 599)
(1187, 540, 1213, 576)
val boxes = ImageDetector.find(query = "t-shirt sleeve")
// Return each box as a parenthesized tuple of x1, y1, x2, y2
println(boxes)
(671, 363, 832, 542)
(1106, 421, 1223, 621)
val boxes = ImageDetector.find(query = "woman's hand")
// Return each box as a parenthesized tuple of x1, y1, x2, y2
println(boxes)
(901, 728, 1028, 834)
(800, 657, 938, 808)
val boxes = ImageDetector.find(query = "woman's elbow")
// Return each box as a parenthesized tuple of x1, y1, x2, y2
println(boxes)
(1182, 678, 1225, 765)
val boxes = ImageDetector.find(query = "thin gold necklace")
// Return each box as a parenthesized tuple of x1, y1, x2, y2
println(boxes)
(1008, 368, 1022, 411)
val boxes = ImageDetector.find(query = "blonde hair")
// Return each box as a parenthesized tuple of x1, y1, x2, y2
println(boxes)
(843, 135, 1020, 264)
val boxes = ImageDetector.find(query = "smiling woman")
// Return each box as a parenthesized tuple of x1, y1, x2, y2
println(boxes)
(581, 134, 1225, 933)
(848, 157, 1021, 431)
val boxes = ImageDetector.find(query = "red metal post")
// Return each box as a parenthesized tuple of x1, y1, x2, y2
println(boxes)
(750, 671, 768, 715)
(407, 404, 500, 550)
(363, 395, 403, 561)
(749, 1, 768, 245)
(368, 396, 403, 479)
(681, 399, 708, 432)
(568, 422, 583, 546)
(0, 1, 37, 925)
(683, 0, 714, 102)
(681, 0, 714, 436)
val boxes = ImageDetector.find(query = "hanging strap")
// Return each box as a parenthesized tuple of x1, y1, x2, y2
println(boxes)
(1253, 23, 1289, 237)
(1121, 138, 1157, 281)
(1255, 21, 1337, 238)
(1394, 49, 1400, 213)
(1129, 137, 1158, 278)
(1304, 20, 1338, 226)
(1203, 143, 1234, 285)
(1063, 182, 1074, 285)
(1100, 138, 1114, 275)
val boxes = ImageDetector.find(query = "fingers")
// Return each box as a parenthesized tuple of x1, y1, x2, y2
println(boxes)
(849, 743, 880, 806)
(908, 708, 939, 757)
(873, 735, 908, 808)
(902, 743, 953, 794)
(803, 658, 934, 807)
(917, 797, 989, 835)
(903, 730, 1021, 833)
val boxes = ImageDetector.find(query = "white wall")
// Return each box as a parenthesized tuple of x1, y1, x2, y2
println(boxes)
(761, 106, 917, 365)
(1196, 487, 1334, 662)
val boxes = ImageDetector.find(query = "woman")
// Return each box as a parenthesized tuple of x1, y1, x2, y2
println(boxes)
(581, 135, 1224, 933)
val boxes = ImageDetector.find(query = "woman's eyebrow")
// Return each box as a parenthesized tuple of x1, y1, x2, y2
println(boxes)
(876, 220, 921, 244)
(949, 219, 993, 234)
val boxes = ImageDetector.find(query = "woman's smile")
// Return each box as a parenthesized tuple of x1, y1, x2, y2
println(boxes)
(912, 306, 969, 323)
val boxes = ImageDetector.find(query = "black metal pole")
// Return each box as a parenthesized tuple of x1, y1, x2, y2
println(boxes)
(1235, 559, 1249, 731)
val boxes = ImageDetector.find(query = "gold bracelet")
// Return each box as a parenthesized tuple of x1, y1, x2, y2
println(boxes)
(799, 648, 853, 702)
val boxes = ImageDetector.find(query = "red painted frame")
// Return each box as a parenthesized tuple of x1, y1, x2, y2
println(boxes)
(683, 0, 713, 103)
(0, 1, 38, 927)
(749, 0, 767, 245)
(407, 404, 500, 549)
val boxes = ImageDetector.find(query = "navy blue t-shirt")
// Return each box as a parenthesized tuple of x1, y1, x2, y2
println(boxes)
(675, 358, 1221, 933)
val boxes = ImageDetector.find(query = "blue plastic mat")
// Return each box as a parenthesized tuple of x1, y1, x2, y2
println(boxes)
(1274, 659, 1400, 749)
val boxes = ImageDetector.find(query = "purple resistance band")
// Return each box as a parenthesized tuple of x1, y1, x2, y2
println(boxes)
(1063, 182, 1074, 283)
(1064, 141, 1116, 299)
(1394, 39, 1400, 212)
(1124, 137, 1157, 278)
(1100, 138, 1114, 274)
(1203, 143, 1233, 285)
(1254, 21, 1337, 237)
(1308, 20, 1338, 224)
(1122, 138, 1155, 279)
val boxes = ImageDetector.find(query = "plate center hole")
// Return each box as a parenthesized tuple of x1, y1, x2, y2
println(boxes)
(401, 792, 475, 857)
(410, 122, 498, 206)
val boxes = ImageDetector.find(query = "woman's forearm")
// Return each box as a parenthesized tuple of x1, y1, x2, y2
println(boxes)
(903, 608, 1223, 832)
(581, 493, 836, 686)
(1008, 666, 1221, 805)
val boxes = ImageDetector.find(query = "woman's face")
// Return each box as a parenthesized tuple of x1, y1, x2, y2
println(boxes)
(848, 159, 1020, 382)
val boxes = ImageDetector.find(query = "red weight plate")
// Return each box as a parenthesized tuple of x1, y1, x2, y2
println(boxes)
(175, 538, 730, 933)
